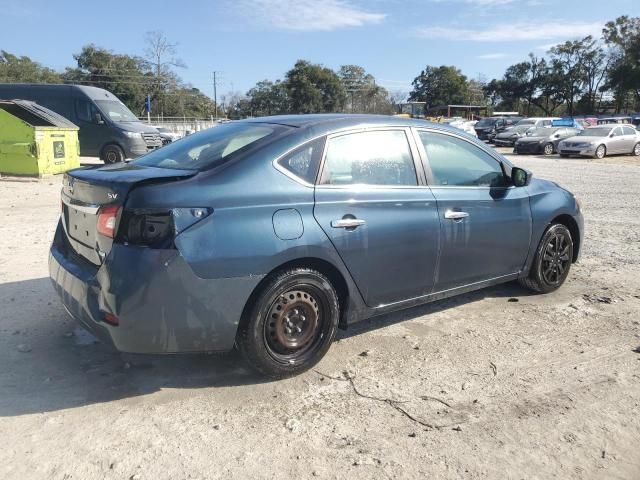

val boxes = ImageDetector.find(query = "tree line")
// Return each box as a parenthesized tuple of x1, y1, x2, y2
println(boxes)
(0, 15, 638, 119)
(411, 16, 640, 116)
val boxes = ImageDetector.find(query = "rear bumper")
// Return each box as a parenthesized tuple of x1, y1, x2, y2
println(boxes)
(49, 220, 263, 354)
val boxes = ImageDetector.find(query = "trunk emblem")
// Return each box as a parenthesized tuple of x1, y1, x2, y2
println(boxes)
(108, 192, 118, 200)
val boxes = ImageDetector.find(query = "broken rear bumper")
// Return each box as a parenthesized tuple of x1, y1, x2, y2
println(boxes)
(49, 220, 263, 354)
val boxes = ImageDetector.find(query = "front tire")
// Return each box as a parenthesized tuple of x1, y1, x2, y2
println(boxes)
(594, 144, 606, 159)
(101, 144, 125, 164)
(236, 268, 339, 378)
(519, 223, 573, 294)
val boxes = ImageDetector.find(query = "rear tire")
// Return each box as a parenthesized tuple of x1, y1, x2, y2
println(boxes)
(633, 143, 640, 156)
(236, 268, 339, 378)
(519, 223, 573, 294)
(101, 144, 125, 164)
(543, 143, 554, 155)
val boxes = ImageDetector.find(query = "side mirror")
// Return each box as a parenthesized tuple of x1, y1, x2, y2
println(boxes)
(94, 113, 105, 125)
(512, 167, 531, 187)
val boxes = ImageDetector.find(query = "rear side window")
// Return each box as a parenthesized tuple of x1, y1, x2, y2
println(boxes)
(320, 130, 417, 186)
(622, 126, 636, 135)
(419, 131, 508, 187)
(277, 138, 324, 184)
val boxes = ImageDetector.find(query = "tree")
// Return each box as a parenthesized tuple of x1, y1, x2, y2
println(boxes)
(247, 80, 289, 116)
(285, 60, 346, 113)
(602, 16, 640, 112)
(0, 51, 61, 83)
(338, 64, 389, 113)
(62, 45, 149, 114)
(144, 31, 187, 116)
(408, 66, 468, 108)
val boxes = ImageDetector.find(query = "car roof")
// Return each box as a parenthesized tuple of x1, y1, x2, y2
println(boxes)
(241, 113, 467, 135)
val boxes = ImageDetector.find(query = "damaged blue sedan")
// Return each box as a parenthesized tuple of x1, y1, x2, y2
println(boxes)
(50, 115, 583, 377)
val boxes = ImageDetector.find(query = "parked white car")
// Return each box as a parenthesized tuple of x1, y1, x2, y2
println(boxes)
(447, 119, 478, 137)
(516, 117, 560, 129)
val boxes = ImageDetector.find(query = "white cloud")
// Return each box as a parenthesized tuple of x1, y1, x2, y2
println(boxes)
(476, 53, 509, 59)
(236, 0, 386, 31)
(415, 21, 602, 41)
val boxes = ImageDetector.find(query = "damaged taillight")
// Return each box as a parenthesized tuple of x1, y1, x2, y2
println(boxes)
(119, 210, 174, 248)
(97, 204, 121, 238)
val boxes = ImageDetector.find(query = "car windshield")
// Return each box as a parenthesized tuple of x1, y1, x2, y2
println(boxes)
(528, 127, 558, 136)
(133, 122, 280, 170)
(476, 118, 497, 127)
(95, 100, 139, 122)
(579, 127, 612, 137)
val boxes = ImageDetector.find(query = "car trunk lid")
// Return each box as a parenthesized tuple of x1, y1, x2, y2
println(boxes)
(61, 163, 196, 265)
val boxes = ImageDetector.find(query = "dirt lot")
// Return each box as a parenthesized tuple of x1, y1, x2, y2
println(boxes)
(1, 152, 639, 480)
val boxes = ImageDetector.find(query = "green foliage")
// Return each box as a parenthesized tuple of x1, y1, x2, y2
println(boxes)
(602, 16, 640, 111)
(285, 60, 346, 113)
(0, 50, 61, 83)
(408, 65, 469, 108)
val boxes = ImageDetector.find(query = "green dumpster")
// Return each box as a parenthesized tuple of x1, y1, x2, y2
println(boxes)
(0, 99, 80, 176)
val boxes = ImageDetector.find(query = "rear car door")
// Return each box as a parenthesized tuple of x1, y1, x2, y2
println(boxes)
(415, 129, 532, 291)
(622, 126, 638, 152)
(313, 128, 440, 307)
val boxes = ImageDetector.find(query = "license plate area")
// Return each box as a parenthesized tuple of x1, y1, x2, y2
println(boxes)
(66, 205, 97, 247)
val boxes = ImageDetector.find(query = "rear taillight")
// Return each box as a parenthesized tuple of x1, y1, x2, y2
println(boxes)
(97, 205, 121, 238)
(118, 210, 174, 248)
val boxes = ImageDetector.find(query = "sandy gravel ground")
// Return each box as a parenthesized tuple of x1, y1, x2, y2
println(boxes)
(0, 152, 639, 480)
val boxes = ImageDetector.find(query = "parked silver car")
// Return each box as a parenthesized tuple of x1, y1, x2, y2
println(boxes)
(514, 127, 582, 155)
(558, 125, 640, 159)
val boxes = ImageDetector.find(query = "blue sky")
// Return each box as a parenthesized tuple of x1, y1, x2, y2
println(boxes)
(0, 0, 636, 99)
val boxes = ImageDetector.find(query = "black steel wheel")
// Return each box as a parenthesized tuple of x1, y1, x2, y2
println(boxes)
(543, 143, 554, 155)
(519, 223, 573, 293)
(236, 268, 339, 378)
(102, 144, 125, 164)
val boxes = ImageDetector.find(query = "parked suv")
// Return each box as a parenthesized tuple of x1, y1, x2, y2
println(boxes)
(0, 84, 162, 163)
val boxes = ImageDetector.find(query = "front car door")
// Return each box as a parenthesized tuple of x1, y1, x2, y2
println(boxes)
(74, 98, 106, 156)
(414, 129, 532, 292)
(313, 128, 441, 307)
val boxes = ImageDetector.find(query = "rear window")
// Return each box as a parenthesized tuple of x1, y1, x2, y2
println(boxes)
(134, 123, 280, 170)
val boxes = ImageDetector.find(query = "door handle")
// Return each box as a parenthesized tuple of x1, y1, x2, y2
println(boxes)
(331, 218, 366, 229)
(444, 210, 469, 220)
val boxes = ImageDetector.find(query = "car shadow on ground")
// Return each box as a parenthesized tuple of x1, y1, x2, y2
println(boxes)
(0, 276, 531, 418)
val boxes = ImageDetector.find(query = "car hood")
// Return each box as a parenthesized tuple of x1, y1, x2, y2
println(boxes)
(561, 135, 605, 143)
(519, 135, 548, 142)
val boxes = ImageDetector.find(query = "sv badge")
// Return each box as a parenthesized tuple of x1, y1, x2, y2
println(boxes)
(108, 192, 118, 200)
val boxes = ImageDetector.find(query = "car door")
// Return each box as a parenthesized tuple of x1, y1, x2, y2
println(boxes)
(415, 129, 532, 292)
(74, 98, 106, 156)
(621, 126, 638, 152)
(313, 128, 441, 307)
(608, 126, 626, 154)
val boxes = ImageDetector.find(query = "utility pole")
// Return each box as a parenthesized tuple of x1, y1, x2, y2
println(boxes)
(212, 71, 221, 119)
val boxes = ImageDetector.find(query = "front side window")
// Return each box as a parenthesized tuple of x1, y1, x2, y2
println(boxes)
(76, 100, 97, 122)
(419, 131, 508, 187)
(320, 130, 417, 186)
